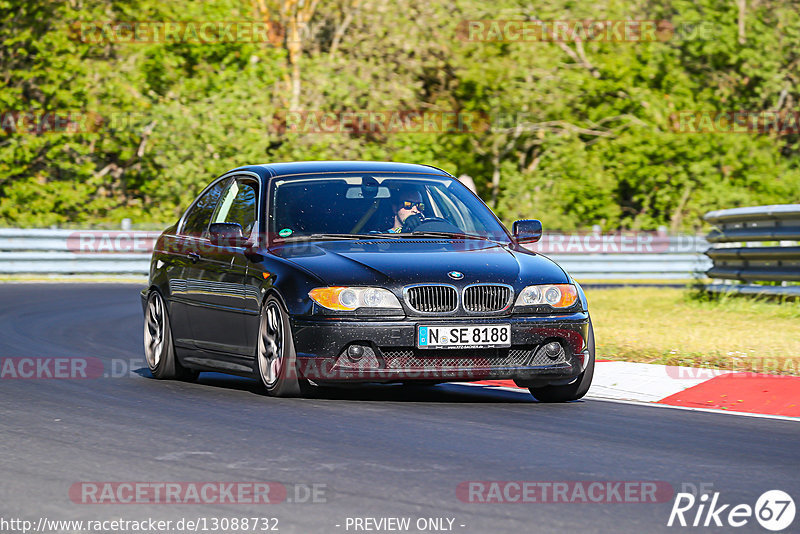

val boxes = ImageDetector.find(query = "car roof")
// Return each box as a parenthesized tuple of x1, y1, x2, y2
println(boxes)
(228, 161, 453, 178)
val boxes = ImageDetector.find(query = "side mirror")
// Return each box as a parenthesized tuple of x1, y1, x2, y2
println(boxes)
(208, 222, 247, 247)
(513, 219, 542, 243)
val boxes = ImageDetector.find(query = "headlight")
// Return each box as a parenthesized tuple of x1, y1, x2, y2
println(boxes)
(309, 287, 402, 311)
(514, 284, 578, 309)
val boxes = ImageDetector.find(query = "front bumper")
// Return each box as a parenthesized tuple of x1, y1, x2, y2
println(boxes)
(292, 312, 590, 384)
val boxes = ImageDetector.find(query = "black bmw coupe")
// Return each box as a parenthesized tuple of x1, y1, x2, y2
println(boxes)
(142, 161, 594, 401)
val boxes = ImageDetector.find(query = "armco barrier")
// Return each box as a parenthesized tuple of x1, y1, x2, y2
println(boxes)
(547, 253, 709, 279)
(0, 229, 152, 274)
(704, 204, 800, 297)
(0, 228, 710, 279)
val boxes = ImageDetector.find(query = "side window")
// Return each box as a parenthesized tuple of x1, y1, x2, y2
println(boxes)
(182, 179, 228, 237)
(212, 178, 258, 236)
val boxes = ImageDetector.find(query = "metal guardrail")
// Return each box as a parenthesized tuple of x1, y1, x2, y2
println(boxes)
(0, 228, 710, 279)
(527, 232, 710, 279)
(703, 204, 800, 297)
(547, 253, 709, 279)
(0, 229, 152, 274)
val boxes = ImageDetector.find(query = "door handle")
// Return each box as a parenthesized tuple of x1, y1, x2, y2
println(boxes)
(188, 252, 200, 263)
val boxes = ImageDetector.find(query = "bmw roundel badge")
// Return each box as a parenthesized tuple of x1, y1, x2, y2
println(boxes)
(448, 271, 465, 280)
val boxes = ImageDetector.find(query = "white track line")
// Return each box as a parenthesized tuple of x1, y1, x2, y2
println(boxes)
(450, 382, 800, 422)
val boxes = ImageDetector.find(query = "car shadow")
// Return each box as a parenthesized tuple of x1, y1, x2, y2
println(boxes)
(136, 368, 577, 404)
(191, 372, 538, 403)
(306, 382, 538, 403)
(134, 368, 261, 394)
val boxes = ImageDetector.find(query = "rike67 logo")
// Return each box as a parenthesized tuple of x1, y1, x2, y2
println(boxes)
(668, 490, 795, 531)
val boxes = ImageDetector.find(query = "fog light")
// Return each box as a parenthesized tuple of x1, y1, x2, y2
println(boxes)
(347, 344, 365, 361)
(543, 341, 563, 359)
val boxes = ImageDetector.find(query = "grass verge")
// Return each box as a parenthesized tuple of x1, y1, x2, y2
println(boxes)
(588, 287, 800, 375)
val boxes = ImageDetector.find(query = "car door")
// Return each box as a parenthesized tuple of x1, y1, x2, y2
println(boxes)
(182, 176, 259, 365)
(168, 177, 229, 349)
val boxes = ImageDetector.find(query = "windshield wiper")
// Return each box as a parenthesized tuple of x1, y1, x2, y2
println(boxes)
(405, 230, 499, 242)
(279, 233, 395, 242)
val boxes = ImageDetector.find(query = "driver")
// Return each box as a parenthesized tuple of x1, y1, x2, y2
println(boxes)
(387, 186, 425, 233)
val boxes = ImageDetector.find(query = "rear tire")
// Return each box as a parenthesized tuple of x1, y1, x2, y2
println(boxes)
(144, 290, 198, 381)
(529, 318, 595, 403)
(255, 296, 308, 397)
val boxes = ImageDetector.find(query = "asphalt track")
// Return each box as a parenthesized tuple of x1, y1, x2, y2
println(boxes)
(1, 284, 798, 534)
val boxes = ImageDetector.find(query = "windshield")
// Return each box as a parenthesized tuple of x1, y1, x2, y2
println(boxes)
(268, 173, 510, 242)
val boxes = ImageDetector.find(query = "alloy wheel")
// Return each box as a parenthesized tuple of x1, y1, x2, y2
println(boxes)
(258, 301, 284, 387)
(144, 292, 165, 369)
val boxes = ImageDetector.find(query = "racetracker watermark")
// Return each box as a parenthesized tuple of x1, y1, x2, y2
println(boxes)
(457, 481, 674, 503)
(67, 231, 160, 253)
(0, 111, 103, 135)
(670, 111, 800, 135)
(457, 20, 674, 42)
(297, 358, 497, 382)
(68, 230, 474, 256)
(0, 357, 148, 379)
(0, 357, 103, 379)
(524, 231, 703, 254)
(666, 357, 800, 379)
(67, 231, 480, 255)
(69, 21, 284, 44)
(1, 517, 280, 534)
(69, 482, 327, 505)
(0, 110, 158, 136)
(275, 110, 489, 134)
(64, 230, 706, 256)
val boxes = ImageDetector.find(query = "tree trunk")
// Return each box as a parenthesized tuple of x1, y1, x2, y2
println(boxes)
(670, 183, 694, 233)
(737, 0, 746, 44)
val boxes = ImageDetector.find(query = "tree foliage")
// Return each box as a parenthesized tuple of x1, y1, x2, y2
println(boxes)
(1, 0, 798, 229)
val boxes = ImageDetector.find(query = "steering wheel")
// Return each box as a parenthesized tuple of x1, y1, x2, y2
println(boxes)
(401, 215, 460, 233)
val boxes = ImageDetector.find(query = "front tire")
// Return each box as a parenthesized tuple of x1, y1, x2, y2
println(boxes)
(255, 296, 307, 397)
(144, 290, 197, 381)
(529, 318, 595, 403)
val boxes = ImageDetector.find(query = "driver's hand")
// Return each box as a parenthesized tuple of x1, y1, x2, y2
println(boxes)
(401, 213, 424, 233)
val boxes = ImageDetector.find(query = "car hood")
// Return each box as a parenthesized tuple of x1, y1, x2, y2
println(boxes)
(270, 239, 568, 287)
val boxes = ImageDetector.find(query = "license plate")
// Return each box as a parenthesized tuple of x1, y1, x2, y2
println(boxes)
(417, 325, 511, 349)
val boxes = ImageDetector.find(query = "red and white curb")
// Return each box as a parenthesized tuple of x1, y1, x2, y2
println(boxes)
(466, 361, 800, 420)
